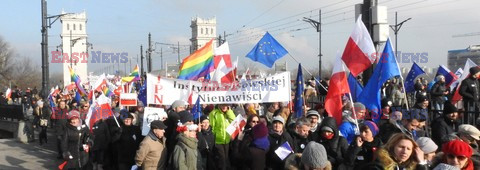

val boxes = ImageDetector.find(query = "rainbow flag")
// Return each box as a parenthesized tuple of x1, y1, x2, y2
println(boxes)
(122, 65, 141, 82)
(69, 67, 87, 97)
(102, 86, 114, 97)
(178, 39, 215, 80)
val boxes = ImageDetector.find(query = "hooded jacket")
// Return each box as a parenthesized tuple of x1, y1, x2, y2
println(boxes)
(318, 117, 349, 169)
(171, 133, 199, 170)
(61, 124, 92, 169)
(209, 108, 236, 144)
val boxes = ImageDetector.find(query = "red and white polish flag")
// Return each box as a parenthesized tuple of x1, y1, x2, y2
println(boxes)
(325, 53, 351, 125)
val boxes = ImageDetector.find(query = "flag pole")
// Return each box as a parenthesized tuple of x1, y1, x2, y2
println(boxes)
(348, 92, 360, 135)
(399, 77, 410, 110)
(287, 53, 328, 92)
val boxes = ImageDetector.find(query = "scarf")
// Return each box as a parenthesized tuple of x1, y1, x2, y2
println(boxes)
(252, 136, 270, 151)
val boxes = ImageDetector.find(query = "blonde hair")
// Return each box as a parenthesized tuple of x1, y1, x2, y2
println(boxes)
(383, 133, 420, 165)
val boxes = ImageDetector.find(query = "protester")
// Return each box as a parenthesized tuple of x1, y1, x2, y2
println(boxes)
(231, 114, 258, 169)
(134, 120, 168, 170)
(35, 100, 50, 145)
(117, 113, 142, 170)
(416, 137, 438, 168)
(306, 110, 322, 142)
(170, 123, 199, 170)
(459, 66, 480, 125)
(267, 116, 295, 170)
(55, 100, 70, 159)
(432, 140, 475, 170)
(346, 120, 382, 169)
(209, 104, 235, 170)
(61, 110, 93, 169)
(430, 75, 448, 113)
(166, 100, 187, 158)
(318, 116, 349, 169)
(247, 122, 270, 170)
(284, 141, 331, 170)
(339, 102, 366, 144)
(90, 119, 111, 169)
(375, 133, 428, 169)
(291, 117, 311, 153)
(196, 115, 215, 170)
(265, 102, 280, 124)
(431, 101, 460, 146)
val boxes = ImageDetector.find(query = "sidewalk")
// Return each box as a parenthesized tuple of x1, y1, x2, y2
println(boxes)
(0, 128, 61, 169)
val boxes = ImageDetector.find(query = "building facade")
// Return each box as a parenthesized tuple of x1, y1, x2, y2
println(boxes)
(448, 45, 480, 71)
(190, 17, 217, 51)
(61, 10, 88, 87)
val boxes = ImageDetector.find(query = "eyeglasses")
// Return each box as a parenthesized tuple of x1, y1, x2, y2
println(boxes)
(447, 154, 467, 161)
(83, 106, 89, 108)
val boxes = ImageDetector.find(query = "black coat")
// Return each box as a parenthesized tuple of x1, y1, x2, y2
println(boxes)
(291, 131, 309, 153)
(377, 120, 402, 144)
(196, 127, 215, 170)
(460, 77, 480, 102)
(430, 81, 448, 104)
(346, 137, 383, 170)
(91, 120, 111, 151)
(62, 124, 92, 169)
(267, 130, 295, 170)
(117, 124, 142, 165)
(431, 116, 459, 146)
(318, 117, 349, 169)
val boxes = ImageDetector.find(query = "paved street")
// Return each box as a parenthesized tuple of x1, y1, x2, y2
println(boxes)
(0, 129, 60, 169)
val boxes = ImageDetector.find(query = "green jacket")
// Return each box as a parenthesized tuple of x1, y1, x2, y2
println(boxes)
(209, 108, 236, 144)
(171, 133, 198, 170)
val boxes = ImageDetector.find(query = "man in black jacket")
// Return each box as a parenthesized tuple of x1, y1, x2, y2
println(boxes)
(430, 75, 448, 115)
(431, 101, 459, 147)
(460, 66, 480, 124)
(197, 115, 215, 170)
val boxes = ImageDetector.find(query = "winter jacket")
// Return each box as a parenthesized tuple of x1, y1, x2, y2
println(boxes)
(117, 124, 142, 166)
(61, 124, 92, 169)
(54, 108, 69, 136)
(318, 117, 349, 169)
(135, 131, 167, 170)
(346, 137, 383, 169)
(91, 120, 111, 152)
(375, 148, 428, 170)
(377, 120, 403, 144)
(267, 130, 295, 170)
(248, 147, 267, 170)
(209, 108, 235, 144)
(339, 121, 357, 144)
(431, 115, 459, 147)
(430, 81, 448, 104)
(196, 127, 215, 170)
(291, 131, 310, 153)
(171, 133, 199, 170)
(460, 77, 480, 102)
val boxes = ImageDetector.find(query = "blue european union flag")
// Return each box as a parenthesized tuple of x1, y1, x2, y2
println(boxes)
(192, 97, 202, 122)
(404, 62, 425, 93)
(138, 79, 147, 106)
(358, 38, 401, 122)
(294, 64, 304, 118)
(348, 73, 363, 102)
(246, 32, 288, 68)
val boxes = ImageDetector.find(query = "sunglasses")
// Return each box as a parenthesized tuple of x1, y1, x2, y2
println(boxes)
(447, 154, 467, 161)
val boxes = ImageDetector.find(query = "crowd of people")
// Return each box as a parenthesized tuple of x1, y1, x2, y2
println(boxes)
(2, 67, 480, 170)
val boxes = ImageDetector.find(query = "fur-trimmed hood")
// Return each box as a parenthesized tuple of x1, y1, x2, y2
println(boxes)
(377, 148, 418, 170)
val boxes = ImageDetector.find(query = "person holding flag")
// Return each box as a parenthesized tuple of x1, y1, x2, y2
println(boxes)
(267, 116, 295, 170)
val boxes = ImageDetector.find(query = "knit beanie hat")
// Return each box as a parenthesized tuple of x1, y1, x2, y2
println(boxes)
(252, 123, 268, 139)
(469, 66, 480, 76)
(301, 141, 328, 169)
(416, 137, 438, 154)
(353, 102, 366, 112)
(443, 101, 458, 115)
(442, 140, 473, 158)
(363, 120, 379, 137)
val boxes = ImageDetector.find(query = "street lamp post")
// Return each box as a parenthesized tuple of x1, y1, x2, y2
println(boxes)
(41, 0, 71, 98)
(389, 12, 412, 57)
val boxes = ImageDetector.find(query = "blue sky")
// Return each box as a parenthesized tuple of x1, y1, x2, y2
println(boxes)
(1, 0, 479, 76)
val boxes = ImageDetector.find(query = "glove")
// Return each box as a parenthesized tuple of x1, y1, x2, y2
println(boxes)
(131, 165, 138, 170)
(62, 152, 73, 160)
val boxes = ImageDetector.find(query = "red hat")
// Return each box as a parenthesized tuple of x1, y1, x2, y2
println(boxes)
(67, 110, 80, 120)
(442, 140, 473, 158)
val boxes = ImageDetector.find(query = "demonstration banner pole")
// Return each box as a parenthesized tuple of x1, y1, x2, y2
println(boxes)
(348, 92, 360, 135)
(400, 77, 410, 110)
